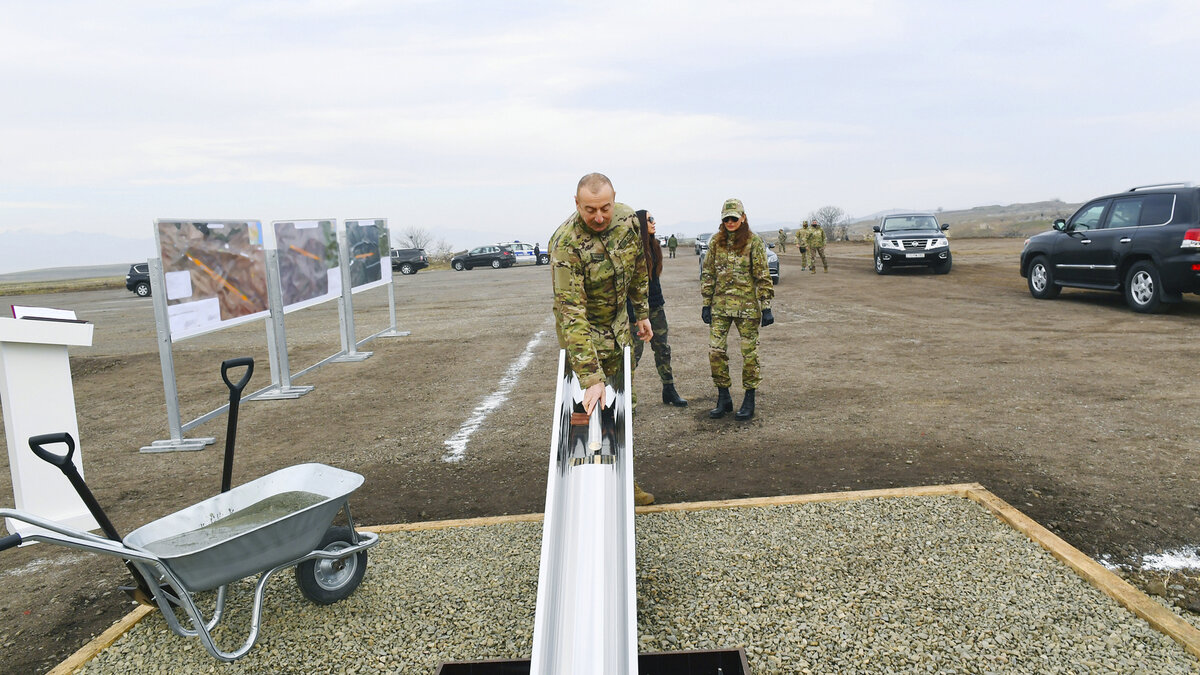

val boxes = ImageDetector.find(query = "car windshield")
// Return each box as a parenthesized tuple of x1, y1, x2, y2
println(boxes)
(882, 216, 939, 232)
(697, 233, 711, 241)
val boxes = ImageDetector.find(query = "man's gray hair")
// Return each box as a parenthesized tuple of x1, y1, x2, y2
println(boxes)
(577, 172, 614, 194)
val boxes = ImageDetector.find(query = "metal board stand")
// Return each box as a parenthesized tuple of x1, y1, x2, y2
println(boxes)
(141, 257, 215, 453)
(254, 247, 313, 400)
(375, 283, 411, 338)
(530, 348, 638, 675)
(330, 226, 371, 363)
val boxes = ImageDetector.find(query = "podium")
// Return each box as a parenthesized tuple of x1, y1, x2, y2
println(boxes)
(0, 316, 100, 538)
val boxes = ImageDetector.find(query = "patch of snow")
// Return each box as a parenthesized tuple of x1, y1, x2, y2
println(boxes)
(1141, 545, 1200, 572)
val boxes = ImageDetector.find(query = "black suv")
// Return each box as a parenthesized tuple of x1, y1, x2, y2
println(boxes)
(390, 248, 429, 275)
(451, 245, 516, 271)
(872, 213, 951, 274)
(125, 263, 151, 296)
(1020, 183, 1200, 313)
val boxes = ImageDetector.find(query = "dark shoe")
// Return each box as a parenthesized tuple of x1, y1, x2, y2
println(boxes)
(734, 389, 756, 421)
(662, 383, 688, 407)
(708, 387, 732, 418)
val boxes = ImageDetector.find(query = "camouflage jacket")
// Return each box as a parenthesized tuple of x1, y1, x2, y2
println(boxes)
(807, 225, 827, 248)
(701, 230, 773, 318)
(777, 229, 788, 243)
(549, 203, 650, 388)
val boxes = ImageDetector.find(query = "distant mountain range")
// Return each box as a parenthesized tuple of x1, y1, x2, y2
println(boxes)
(0, 230, 156, 277)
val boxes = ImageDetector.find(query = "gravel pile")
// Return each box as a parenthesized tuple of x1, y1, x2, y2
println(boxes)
(78, 496, 1199, 674)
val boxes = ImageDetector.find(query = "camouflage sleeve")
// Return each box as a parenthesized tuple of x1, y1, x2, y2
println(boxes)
(752, 238, 774, 310)
(628, 230, 650, 322)
(700, 246, 715, 304)
(551, 245, 604, 388)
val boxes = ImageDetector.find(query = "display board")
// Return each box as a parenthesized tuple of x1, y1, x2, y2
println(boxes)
(266, 219, 342, 312)
(344, 218, 392, 292)
(155, 220, 269, 340)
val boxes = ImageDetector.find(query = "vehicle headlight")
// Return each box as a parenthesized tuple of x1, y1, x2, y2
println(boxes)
(932, 238, 948, 248)
(880, 239, 902, 250)
(767, 251, 778, 264)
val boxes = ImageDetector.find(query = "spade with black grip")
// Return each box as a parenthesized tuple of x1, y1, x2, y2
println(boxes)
(25, 432, 157, 605)
(219, 357, 254, 494)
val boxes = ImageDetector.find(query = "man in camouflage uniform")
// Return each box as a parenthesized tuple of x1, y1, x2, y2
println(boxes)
(667, 233, 678, 258)
(777, 227, 788, 253)
(701, 198, 774, 421)
(808, 219, 828, 273)
(798, 221, 811, 270)
(550, 172, 655, 505)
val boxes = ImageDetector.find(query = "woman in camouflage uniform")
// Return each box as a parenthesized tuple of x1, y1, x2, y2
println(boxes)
(700, 198, 775, 421)
(628, 209, 687, 407)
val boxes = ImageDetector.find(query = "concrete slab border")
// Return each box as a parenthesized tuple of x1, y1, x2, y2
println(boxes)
(49, 482, 1200, 672)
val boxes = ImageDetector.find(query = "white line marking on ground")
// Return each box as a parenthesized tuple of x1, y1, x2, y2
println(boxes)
(442, 328, 548, 463)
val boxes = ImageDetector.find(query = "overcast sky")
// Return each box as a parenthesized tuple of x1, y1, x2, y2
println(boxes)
(1, 0, 1197, 264)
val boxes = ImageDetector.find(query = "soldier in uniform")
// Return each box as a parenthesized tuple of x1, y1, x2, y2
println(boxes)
(550, 172, 656, 505)
(667, 233, 678, 258)
(809, 220, 828, 273)
(700, 198, 774, 421)
(628, 210, 687, 407)
(777, 227, 788, 253)
(798, 221, 810, 271)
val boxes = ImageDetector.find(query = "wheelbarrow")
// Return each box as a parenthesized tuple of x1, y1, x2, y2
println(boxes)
(0, 357, 379, 661)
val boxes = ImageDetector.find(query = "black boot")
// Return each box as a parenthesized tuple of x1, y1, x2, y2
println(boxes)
(734, 389, 756, 421)
(708, 387, 732, 418)
(662, 383, 688, 407)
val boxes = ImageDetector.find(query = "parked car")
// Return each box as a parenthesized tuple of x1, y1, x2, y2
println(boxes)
(451, 245, 516, 271)
(390, 248, 429, 275)
(125, 263, 151, 297)
(872, 213, 951, 274)
(698, 242, 780, 284)
(694, 233, 712, 255)
(499, 241, 549, 266)
(1020, 183, 1200, 313)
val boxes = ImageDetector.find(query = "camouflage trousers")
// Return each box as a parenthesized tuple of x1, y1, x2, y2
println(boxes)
(668, 247, 677, 258)
(778, 241, 787, 252)
(708, 314, 761, 390)
(631, 306, 674, 385)
(597, 347, 637, 412)
(810, 246, 827, 271)
(799, 247, 809, 269)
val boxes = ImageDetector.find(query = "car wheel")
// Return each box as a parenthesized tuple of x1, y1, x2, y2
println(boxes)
(874, 252, 888, 275)
(1027, 255, 1061, 299)
(134, 281, 151, 297)
(491, 259, 501, 269)
(539, 254, 550, 265)
(453, 260, 465, 271)
(771, 275, 780, 285)
(400, 263, 414, 275)
(1125, 260, 1166, 313)
(933, 256, 952, 275)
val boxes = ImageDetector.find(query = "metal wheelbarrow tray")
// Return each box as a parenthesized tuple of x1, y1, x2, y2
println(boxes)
(125, 462, 365, 592)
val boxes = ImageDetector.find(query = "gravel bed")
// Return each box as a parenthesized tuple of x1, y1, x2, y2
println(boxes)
(78, 496, 1199, 674)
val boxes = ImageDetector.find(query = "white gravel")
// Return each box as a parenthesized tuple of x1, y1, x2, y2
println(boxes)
(78, 496, 1199, 674)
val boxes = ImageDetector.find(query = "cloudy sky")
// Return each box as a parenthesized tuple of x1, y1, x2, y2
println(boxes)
(1, 0, 1197, 269)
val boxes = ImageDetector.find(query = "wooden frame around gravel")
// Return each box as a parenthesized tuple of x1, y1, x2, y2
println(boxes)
(48, 482, 1200, 673)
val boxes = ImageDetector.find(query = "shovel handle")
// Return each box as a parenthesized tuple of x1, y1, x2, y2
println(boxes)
(28, 432, 76, 469)
(220, 357, 254, 397)
(0, 533, 21, 551)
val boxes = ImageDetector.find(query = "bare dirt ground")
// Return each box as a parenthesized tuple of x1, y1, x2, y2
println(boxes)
(1, 239, 1198, 673)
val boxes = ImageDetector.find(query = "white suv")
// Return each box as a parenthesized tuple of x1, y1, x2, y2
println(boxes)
(499, 241, 549, 266)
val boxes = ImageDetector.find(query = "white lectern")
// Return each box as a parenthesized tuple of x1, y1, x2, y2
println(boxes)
(0, 316, 100, 538)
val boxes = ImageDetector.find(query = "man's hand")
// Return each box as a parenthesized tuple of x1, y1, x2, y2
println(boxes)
(761, 308, 774, 327)
(701, 306, 711, 324)
(635, 318, 653, 343)
(583, 381, 606, 414)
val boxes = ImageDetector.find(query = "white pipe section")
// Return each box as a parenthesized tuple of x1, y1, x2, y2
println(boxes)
(530, 349, 638, 675)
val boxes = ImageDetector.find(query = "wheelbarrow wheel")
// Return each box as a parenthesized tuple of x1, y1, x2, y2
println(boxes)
(296, 526, 368, 605)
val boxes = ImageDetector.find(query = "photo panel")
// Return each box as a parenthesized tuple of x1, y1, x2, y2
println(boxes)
(268, 219, 341, 312)
(345, 218, 392, 292)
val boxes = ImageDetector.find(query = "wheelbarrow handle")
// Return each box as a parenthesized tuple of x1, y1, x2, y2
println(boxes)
(28, 432, 75, 468)
(0, 533, 21, 551)
(220, 357, 255, 396)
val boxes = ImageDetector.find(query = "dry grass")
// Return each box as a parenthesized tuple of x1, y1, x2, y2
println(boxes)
(0, 276, 125, 297)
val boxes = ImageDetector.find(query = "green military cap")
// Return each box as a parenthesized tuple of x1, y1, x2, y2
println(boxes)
(721, 198, 744, 219)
